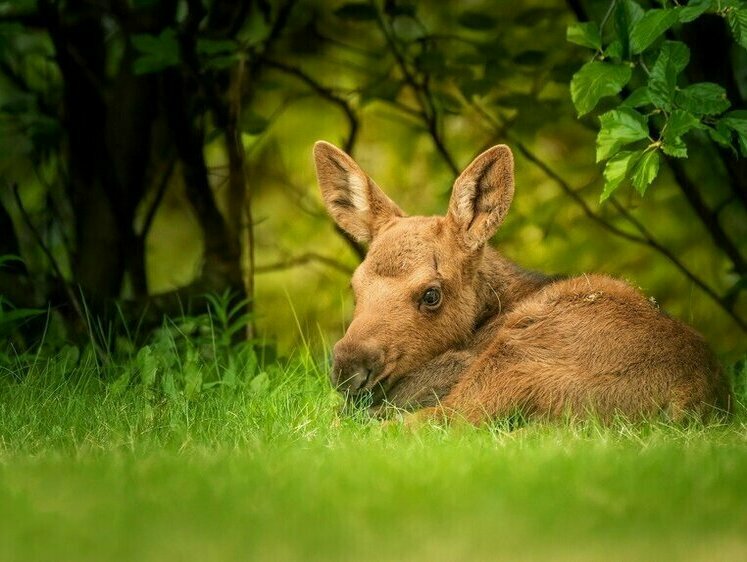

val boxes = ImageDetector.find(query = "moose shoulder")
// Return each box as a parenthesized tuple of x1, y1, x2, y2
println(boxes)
(313, 141, 731, 424)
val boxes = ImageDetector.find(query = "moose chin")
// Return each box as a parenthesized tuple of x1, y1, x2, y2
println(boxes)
(313, 141, 732, 425)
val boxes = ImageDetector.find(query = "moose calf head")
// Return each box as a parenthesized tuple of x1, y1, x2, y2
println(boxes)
(314, 141, 514, 396)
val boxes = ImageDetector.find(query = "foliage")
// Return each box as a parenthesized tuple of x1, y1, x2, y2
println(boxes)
(568, 0, 747, 201)
(0, 0, 744, 354)
(0, 255, 42, 342)
(1, 289, 269, 402)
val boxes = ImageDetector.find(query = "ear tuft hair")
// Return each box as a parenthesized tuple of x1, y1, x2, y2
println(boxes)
(447, 145, 514, 250)
(313, 141, 404, 243)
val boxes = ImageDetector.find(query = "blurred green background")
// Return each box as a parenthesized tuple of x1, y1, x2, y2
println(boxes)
(0, 0, 744, 357)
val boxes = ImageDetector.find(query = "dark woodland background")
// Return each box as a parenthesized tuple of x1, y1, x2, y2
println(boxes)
(0, 0, 745, 357)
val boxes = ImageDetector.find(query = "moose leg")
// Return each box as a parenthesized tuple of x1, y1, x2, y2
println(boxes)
(400, 351, 538, 426)
(382, 349, 474, 409)
(441, 358, 535, 424)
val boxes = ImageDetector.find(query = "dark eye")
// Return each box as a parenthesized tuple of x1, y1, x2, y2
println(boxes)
(421, 287, 442, 309)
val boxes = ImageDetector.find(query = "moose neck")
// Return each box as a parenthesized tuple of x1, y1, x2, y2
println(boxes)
(473, 246, 551, 327)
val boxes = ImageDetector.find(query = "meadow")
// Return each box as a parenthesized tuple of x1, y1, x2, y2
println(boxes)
(1, 308, 746, 562)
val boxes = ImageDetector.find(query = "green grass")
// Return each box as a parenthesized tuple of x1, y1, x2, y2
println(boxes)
(2, 328, 747, 561)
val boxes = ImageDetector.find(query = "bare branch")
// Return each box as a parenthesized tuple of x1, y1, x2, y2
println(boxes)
(140, 155, 176, 241)
(255, 252, 353, 275)
(668, 158, 745, 276)
(373, 8, 459, 176)
(11, 182, 90, 331)
(264, 59, 359, 154)
(261, 58, 365, 260)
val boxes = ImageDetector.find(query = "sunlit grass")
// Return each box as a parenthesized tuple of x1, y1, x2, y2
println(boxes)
(1, 339, 747, 562)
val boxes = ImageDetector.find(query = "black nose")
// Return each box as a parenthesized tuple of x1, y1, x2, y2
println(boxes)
(332, 343, 384, 394)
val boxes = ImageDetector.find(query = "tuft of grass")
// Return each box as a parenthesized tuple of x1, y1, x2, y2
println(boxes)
(1, 307, 747, 561)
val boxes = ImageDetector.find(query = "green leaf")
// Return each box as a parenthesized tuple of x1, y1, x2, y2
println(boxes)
(674, 82, 730, 115)
(615, 0, 646, 59)
(459, 78, 493, 98)
(0, 254, 22, 268)
(726, 8, 747, 50)
(630, 9, 679, 54)
(665, 109, 701, 138)
(183, 349, 202, 400)
(432, 91, 462, 114)
(161, 370, 178, 400)
(415, 51, 445, 73)
(392, 15, 426, 41)
(678, 0, 713, 23)
(631, 149, 660, 195)
(707, 122, 734, 149)
(567, 22, 602, 50)
(648, 41, 690, 110)
(385, 2, 416, 17)
(241, 110, 269, 135)
(334, 3, 377, 21)
(570, 61, 632, 116)
(131, 29, 180, 75)
(109, 369, 132, 395)
(603, 40, 623, 60)
(601, 150, 643, 202)
(620, 86, 652, 108)
(596, 108, 649, 162)
(361, 79, 402, 104)
(662, 136, 688, 158)
(196, 39, 237, 55)
(721, 110, 747, 156)
(249, 372, 270, 394)
(0, 307, 43, 328)
(514, 7, 566, 26)
(513, 50, 545, 66)
(136, 346, 158, 388)
(661, 109, 700, 159)
(454, 52, 487, 66)
(205, 55, 240, 70)
(458, 11, 497, 30)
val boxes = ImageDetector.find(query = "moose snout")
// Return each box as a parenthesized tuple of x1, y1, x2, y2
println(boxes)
(331, 341, 385, 394)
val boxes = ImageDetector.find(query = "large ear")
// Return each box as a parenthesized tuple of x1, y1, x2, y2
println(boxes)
(314, 141, 404, 243)
(446, 145, 514, 251)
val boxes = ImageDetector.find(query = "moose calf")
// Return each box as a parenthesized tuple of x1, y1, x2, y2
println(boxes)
(313, 141, 731, 424)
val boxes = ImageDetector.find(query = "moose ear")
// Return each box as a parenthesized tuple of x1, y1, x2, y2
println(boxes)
(447, 145, 515, 251)
(313, 141, 404, 243)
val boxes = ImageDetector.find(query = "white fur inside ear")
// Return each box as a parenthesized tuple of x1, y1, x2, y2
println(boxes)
(348, 173, 369, 212)
(454, 180, 476, 224)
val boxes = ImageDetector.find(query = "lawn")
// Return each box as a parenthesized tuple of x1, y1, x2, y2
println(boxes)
(1, 338, 746, 562)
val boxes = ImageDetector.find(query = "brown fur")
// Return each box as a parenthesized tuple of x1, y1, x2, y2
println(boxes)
(313, 141, 732, 424)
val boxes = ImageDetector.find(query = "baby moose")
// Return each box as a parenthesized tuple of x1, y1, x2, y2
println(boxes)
(313, 141, 731, 424)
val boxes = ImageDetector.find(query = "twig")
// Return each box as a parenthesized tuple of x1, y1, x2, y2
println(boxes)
(373, 7, 459, 176)
(11, 182, 90, 330)
(668, 158, 745, 276)
(608, 199, 739, 321)
(32, 167, 73, 257)
(261, 58, 365, 259)
(140, 155, 176, 240)
(264, 59, 359, 154)
(255, 252, 353, 275)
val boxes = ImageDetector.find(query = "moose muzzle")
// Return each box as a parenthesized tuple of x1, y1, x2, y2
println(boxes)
(331, 341, 385, 394)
